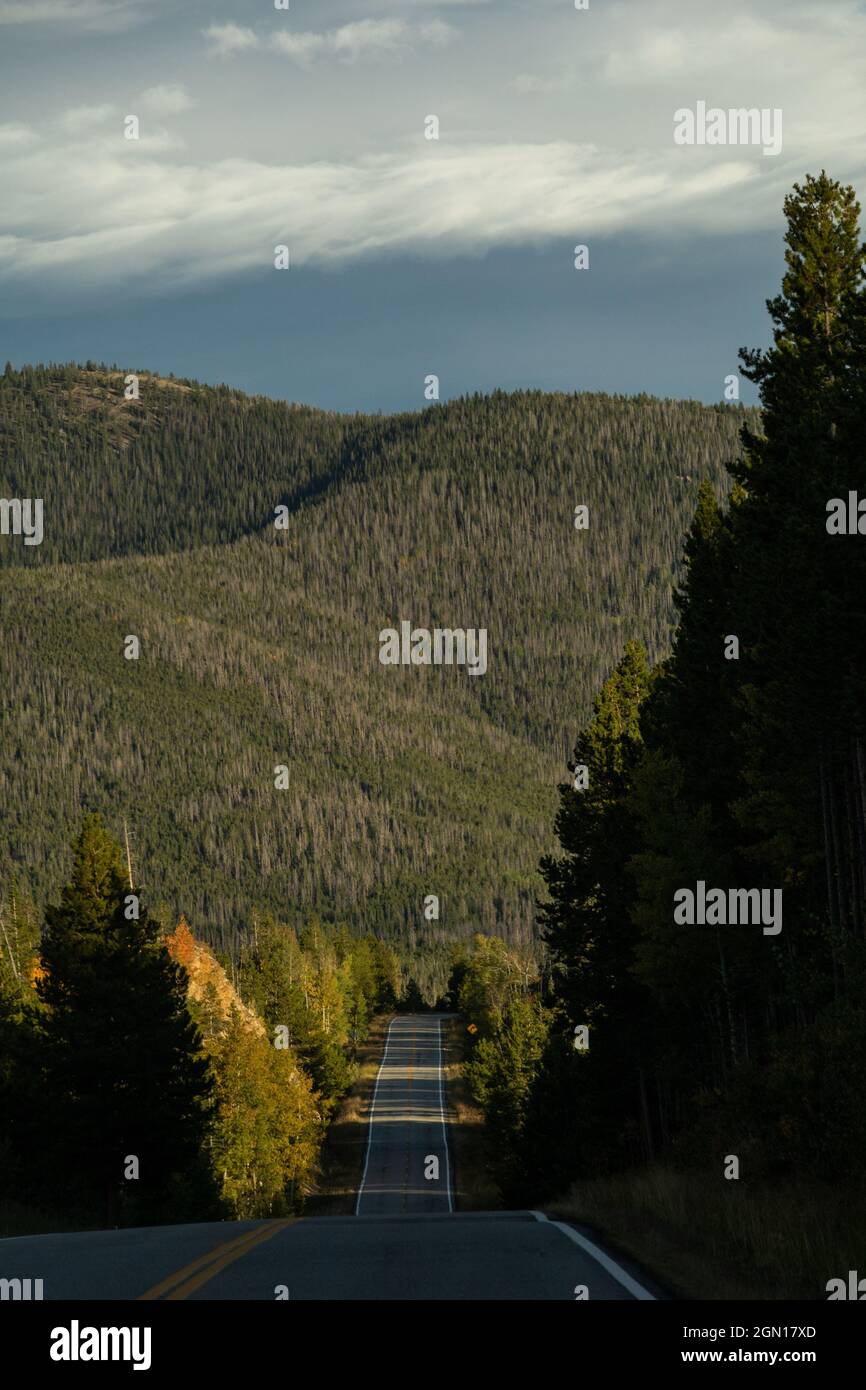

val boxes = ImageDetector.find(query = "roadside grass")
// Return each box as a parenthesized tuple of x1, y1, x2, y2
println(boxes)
(442, 1016, 500, 1212)
(547, 1166, 865, 1300)
(304, 1013, 394, 1216)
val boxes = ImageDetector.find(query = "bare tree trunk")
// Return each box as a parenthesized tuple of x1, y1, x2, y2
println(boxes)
(123, 817, 134, 891)
(0, 909, 21, 983)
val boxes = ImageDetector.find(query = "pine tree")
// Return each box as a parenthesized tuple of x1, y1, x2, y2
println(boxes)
(36, 815, 215, 1224)
(401, 977, 427, 1011)
(642, 480, 741, 818)
(731, 173, 866, 964)
(627, 482, 765, 1098)
(536, 642, 654, 1174)
(540, 640, 651, 1023)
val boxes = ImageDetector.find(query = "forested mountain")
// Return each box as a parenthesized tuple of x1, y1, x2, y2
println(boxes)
(1, 366, 754, 984)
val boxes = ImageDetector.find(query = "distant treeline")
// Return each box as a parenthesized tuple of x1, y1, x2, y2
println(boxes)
(458, 174, 866, 1217)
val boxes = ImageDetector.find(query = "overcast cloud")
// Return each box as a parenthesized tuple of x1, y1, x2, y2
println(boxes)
(0, 0, 863, 407)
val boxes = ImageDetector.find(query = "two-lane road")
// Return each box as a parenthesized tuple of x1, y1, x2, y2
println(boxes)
(355, 1015, 452, 1215)
(0, 1014, 661, 1299)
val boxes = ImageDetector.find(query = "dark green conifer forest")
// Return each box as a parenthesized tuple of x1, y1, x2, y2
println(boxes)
(456, 174, 866, 1295)
(1, 367, 751, 984)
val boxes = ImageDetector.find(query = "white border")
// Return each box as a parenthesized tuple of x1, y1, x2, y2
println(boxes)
(437, 1017, 454, 1212)
(355, 1016, 398, 1215)
(530, 1211, 657, 1300)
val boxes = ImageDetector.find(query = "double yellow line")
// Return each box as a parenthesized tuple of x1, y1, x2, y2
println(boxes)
(138, 1218, 294, 1301)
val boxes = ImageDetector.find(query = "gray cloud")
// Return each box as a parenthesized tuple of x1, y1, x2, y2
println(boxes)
(0, 0, 152, 28)
(1, 0, 864, 298)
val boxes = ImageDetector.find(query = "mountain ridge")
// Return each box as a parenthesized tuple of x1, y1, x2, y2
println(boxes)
(1, 364, 758, 991)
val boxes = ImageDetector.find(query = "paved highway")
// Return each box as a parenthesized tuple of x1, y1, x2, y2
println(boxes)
(355, 1014, 452, 1215)
(0, 1014, 660, 1300)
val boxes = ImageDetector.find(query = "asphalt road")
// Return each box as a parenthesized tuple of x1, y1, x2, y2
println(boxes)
(355, 1014, 452, 1215)
(0, 1014, 659, 1301)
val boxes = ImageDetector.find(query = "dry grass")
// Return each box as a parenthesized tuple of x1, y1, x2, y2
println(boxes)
(441, 1016, 500, 1212)
(548, 1166, 866, 1300)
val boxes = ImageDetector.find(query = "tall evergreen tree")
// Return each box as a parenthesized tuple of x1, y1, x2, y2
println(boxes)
(37, 815, 215, 1224)
(642, 480, 741, 818)
(627, 482, 765, 1101)
(731, 174, 866, 969)
(533, 642, 654, 1179)
(540, 640, 652, 1023)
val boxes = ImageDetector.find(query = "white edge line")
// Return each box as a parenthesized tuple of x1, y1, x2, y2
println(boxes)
(437, 1017, 453, 1212)
(530, 1211, 657, 1301)
(355, 1016, 398, 1215)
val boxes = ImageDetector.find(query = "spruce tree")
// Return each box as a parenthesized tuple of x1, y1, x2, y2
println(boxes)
(642, 480, 741, 819)
(536, 642, 653, 1174)
(540, 640, 651, 1021)
(731, 173, 866, 964)
(628, 482, 767, 1094)
(37, 814, 214, 1224)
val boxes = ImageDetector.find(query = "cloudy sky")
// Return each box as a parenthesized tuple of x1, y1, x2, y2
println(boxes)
(1, 0, 864, 411)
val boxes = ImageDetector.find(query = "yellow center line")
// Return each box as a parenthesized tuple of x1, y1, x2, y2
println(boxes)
(165, 1217, 295, 1301)
(137, 1218, 295, 1302)
(138, 1224, 269, 1301)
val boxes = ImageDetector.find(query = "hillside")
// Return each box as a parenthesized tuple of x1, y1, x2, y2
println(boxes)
(164, 917, 265, 1039)
(0, 365, 757, 988)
